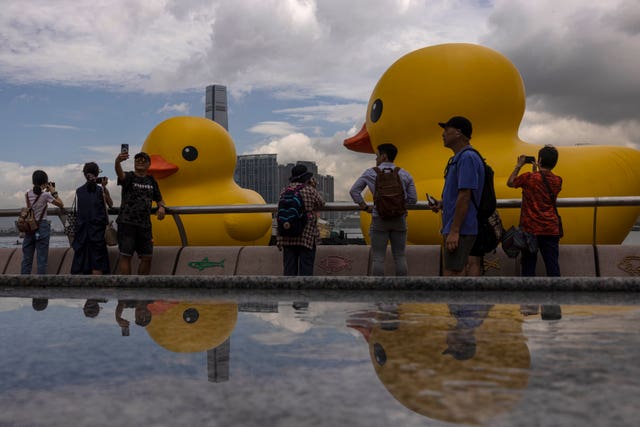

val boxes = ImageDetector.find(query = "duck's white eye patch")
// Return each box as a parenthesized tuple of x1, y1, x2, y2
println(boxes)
(182, 146, 198, 161)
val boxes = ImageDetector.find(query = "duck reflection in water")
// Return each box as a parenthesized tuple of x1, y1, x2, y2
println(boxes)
(347, 303, 531, 426)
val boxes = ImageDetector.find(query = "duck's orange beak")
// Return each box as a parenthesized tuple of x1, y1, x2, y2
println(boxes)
(343, 123, 374, 153)
(148, 154, 179, 179)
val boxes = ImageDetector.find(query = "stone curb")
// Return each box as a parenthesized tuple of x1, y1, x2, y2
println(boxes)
(2, 274, 640, 291)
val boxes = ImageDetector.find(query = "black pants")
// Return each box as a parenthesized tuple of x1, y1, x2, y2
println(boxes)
(283, 246, 316, 276)
(521, 235, 560, 276)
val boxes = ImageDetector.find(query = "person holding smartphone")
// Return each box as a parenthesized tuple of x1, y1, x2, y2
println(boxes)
(71, 162, 112, 275)
(507, 145, 563, 276)
(115, 150, 166, 275)
(21, 170, 64, 274)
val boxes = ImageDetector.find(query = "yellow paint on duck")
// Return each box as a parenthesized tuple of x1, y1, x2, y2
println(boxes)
(344, 43, 640, 244)
(143, 116, 272, 246)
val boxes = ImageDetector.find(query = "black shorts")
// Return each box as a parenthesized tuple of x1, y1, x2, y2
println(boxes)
(118, 223, 153, 257)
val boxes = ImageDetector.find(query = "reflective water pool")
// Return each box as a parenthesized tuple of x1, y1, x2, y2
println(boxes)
(1, 296, 639, 427)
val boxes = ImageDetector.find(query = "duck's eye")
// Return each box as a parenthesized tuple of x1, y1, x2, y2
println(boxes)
(373, 342, 387, 366)
(370, 99, 383, 123)
(183, 308, 199, 324)
(182, 146, 198, 161)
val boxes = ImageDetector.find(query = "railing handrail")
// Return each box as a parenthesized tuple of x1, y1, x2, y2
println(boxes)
(1, 196, 640, 217)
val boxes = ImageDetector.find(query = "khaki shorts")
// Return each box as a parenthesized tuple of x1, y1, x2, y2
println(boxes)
(442, 234, 476, 272)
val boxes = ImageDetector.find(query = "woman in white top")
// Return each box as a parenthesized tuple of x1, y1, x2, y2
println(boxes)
(21, 170, 64, 274)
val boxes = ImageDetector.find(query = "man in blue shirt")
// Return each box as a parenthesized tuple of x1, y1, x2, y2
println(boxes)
(429, 117, 484, 276)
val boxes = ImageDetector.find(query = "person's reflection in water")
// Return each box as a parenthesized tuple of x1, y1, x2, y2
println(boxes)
(83, 299, 107, 318)
(519, 304, 562, 321)
(443, 304, 493, 360)
(32, 298, 48, 311)
(541, 305, 562, 320)
(115, 300, 153, 336)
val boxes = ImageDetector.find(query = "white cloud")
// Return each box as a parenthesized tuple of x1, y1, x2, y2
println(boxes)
(24, 124, 83, 131)
(274, 103, 366, 124)
(520, 109, 640, 150)
(245, 126, 371, 201)
(157, 102, 190, 114)
(248, 121, 299, 136)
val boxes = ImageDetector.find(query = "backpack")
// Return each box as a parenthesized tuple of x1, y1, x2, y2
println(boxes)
(17, 192, 45, 233)
(373, 167, 407, 219)
(468, 149, 503, 254)
(277, 184, 307, 237)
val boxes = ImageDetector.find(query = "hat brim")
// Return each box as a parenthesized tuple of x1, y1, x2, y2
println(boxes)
(290, 171, 313, 183)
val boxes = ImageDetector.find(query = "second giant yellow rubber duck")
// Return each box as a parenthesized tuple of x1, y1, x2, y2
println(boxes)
(143, 116, 272, 246)
(344, 43, 640, 244)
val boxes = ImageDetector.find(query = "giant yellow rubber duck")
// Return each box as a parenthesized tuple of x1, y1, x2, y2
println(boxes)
(145, 300, 238, 353)
(344, 43, 640, 244)
(347, 303, 530, 425)
(142, 116, 272, 246)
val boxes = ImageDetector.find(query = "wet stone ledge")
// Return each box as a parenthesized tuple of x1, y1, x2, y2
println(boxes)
(1, 274, 640, 292)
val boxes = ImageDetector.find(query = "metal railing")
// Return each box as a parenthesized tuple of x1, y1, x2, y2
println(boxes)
(1, 196, 639, 246)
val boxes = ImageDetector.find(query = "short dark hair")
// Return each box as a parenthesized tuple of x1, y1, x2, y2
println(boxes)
(539, 145, 559, 169)
(82, 162, 100, 176)
(377, 143, 398, 162)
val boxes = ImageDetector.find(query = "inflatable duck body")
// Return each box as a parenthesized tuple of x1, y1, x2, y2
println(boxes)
(143, 116, 272, 246)
(347, 303, 530, 424)
(344, 43, 640, 244)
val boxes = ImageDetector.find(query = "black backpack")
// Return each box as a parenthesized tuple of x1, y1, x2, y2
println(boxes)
(277, 184, 307, 237)
(468, 149, 503, 254)
(373, 167, 407, 219)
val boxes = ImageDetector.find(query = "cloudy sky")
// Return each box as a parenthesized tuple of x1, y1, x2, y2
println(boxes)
(1, 0, 639, 211)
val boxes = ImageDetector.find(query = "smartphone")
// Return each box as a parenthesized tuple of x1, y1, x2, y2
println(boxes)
(426, 193, 437, 205)
(121, 143, 129, 154)
(524, 156, 536, 164)
(122, 326, 130, 337)
(96, 177, 107, 185)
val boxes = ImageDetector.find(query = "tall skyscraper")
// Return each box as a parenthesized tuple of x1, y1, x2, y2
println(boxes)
(235, 154, 280, 203)
(205, 85, 229, 130)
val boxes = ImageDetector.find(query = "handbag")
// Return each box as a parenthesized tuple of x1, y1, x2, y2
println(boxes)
(63, 195, 78, 244)
(105, 221, 118, 246)
(540, 172, 563, 238)
(501, 226, 538, 258)
(103, 190, 118, 246)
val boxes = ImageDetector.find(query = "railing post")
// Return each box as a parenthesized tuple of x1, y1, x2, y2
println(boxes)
(170, 213, 189, 247)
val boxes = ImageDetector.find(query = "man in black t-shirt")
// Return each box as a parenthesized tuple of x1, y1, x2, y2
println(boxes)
(115, 151, 166, 275)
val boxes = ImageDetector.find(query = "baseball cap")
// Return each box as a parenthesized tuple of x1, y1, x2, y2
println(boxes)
(438, 116, 473, 139)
